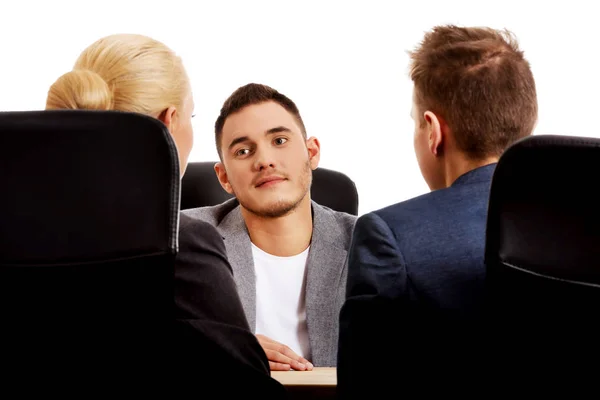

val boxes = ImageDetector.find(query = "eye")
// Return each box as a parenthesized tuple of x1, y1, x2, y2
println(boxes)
(191, 114, 196, 118)
(274, 137, 288, 145)
(235, 148, 250, 157)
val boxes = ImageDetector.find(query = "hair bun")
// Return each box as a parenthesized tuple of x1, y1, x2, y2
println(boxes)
(46, 69, 113, 110)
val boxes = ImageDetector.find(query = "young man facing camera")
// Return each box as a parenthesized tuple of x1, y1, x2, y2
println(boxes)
(184, 83, 356, 370)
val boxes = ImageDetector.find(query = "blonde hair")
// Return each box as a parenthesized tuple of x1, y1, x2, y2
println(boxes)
(46, 34, 190, 116)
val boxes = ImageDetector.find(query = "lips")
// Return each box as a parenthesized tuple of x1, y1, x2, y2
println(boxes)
(255, 176, 286, 188)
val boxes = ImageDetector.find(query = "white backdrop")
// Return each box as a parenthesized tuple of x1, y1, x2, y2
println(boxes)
(2, 0, 598, 215)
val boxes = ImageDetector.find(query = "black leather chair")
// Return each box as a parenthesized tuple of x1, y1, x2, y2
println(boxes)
(484, 134, 600, 359)
(0, 110, 179, 320)
(0, 111, 288, 397)
(0, 110, 180, 388)
(181, 161, 359, 215)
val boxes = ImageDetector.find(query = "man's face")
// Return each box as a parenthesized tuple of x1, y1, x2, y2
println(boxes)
(215, 101, 320, 218)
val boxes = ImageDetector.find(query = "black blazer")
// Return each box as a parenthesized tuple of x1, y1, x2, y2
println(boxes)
(174, 213, 286, 397)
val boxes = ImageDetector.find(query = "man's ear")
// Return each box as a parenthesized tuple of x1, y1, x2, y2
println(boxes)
(158, 106, 178, 132)
(423, 111, 444, 157)
(214, 162, 234, 195)
(306, 136, 321, 170)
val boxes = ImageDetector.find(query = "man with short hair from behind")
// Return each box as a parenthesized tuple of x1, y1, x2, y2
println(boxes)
(184, 83, 357, 370)
(337, 25, 538, 396)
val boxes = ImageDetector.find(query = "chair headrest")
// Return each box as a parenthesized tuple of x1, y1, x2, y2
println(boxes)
(0, 110, 180, 265)
(485, 134, 600, 286)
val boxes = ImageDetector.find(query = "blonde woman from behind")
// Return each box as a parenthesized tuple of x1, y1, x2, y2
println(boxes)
(45, 34, 281, 395)
(46, 33, 193, 175)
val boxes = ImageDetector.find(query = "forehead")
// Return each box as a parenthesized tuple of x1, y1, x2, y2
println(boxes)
(221, 101, 302, 140)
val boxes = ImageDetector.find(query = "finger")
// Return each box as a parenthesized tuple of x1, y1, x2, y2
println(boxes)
(264, 349, 305, 370)
(257, 336, 312, 371)
(269, 361, 291, 371)
(271, 347, 308, 371)
(256, 334, 275, 343)
(271, 344, 314, 371)
(289, 360, 309, 371)
(275, 343, 307, 364)
(295, 355, 313, 369)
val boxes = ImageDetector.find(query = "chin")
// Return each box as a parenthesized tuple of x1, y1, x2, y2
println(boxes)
(242, 197, 300, 219)
(262, 199, 297, 217)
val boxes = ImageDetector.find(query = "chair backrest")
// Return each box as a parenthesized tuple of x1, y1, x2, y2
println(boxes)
(0, 110, 180, 320)
(181, 161, 359, 215)
(485, 134, 600, 327)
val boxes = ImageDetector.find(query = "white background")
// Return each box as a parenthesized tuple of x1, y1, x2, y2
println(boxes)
(2, 0, 598, 215)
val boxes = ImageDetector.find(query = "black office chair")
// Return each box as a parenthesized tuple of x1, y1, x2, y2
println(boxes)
(181, 161, 359, 215)
(0, 110, 180, 388)
(484, 134, 600, 359)
(0, 109, 179, 319)
(0, 111, 288, 397)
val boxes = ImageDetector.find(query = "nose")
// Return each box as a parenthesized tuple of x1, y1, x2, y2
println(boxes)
(252, 146, 276, 171)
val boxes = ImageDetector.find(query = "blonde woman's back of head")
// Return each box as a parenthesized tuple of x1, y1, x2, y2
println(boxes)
(46, 33, 189, 117)
(46, 34, 194, 175)
(46, 69, 114, 110)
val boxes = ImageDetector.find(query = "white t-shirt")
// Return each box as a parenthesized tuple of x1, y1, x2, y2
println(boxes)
(252, 243, 311, 360)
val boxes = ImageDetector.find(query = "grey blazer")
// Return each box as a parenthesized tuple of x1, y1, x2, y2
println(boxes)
(183, 198, 357, 366)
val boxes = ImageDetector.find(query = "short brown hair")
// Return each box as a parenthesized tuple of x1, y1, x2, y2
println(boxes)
(409, 25, 538, 159)
(214, 83, 306, 158)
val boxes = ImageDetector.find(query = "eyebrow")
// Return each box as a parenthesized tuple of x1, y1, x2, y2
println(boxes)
(227, 126, 292, 150)
(266, 126, 291, 135)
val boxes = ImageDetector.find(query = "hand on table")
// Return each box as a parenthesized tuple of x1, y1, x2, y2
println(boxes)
(256, 334, 314, 371)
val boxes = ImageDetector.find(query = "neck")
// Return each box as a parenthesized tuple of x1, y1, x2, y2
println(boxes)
(443, 152, 498, 188)
(241, 195, 313, 257)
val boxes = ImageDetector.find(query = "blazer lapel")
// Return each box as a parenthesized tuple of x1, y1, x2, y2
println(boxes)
(305, 202, 348, 365)
(217, 207, 257, 331)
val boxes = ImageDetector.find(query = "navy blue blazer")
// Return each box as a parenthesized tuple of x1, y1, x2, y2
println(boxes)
(346, 163, 495, 315)
(337, 164, 496, 397)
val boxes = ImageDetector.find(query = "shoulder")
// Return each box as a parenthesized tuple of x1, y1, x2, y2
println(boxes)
(182, 198, 240, 227)
(313, 200, 357, 224)
(178, 212, 226, 255)
(369, 188, 458, 229)
(350, 212, 401, 255)
(374, 175, 491, 227)
(312, 201, 357, 247)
